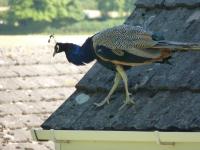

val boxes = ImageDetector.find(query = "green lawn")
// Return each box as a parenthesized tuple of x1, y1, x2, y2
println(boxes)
(0, 18, 126, 35)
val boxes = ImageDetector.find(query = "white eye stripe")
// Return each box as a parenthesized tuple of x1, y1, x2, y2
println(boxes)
(56, 45, 59, 52)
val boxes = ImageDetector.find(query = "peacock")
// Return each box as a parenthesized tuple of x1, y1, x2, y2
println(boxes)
(49, 24, 200, 110)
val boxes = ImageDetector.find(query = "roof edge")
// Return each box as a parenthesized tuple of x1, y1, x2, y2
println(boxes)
(31, 129, 200, 143)
(135, 0, 200, 9)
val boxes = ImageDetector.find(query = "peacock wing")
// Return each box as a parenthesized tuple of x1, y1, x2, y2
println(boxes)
(92, 24, 161, 58)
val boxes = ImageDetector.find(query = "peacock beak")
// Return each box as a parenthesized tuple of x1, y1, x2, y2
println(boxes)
(53, 44, 59, 57)
(53, 50, 56, 57)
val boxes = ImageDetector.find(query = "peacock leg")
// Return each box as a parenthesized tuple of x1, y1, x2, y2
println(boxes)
(116, 65, 135, 110)
(94, 72, 121, 107)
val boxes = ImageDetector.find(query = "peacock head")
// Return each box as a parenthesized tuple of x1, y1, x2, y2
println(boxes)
(48, 34, 66, 57)
(53, 43, 64, 57)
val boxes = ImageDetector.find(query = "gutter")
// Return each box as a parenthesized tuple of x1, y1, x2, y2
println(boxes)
(31, 129, 200, 150)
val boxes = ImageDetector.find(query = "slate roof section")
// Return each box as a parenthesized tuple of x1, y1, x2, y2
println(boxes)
(42, 0, 200, 131)
(135, 0, 200, 8)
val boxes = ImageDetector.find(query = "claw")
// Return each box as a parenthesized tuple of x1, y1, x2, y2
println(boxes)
(94, 72, 121, 107)
(94, 97, 110, 107)
(119, 95, 135, 110)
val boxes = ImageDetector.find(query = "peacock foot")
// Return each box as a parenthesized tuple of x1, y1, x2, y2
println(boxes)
(94, 96, 111, 107)
(119, 95, 135, 110)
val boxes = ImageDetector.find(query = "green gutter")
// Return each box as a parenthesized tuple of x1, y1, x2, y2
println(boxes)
(31, 129, 200, 150)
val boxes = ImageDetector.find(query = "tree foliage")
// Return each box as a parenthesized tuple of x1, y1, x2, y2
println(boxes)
(5, 0, 135, 26)
(97, 0, 135, 19)
(124, 0, 136, 12)
(0, 0, 8, 6)
(97, 0, 118, 18)
(7, 0, 84, 24)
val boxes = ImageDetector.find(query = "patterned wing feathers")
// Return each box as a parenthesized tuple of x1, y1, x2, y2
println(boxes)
(93, 25, 157, 48)
(92, 25, 160, 58)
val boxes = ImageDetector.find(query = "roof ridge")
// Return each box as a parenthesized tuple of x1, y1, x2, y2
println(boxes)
(135, 0, 200, 9)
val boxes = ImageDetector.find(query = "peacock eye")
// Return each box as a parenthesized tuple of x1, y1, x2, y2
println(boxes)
(56, 45, 59, 52)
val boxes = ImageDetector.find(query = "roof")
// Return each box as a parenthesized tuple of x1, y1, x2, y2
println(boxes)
(41, 0, 200, 131)
(0, 35, 91, 150)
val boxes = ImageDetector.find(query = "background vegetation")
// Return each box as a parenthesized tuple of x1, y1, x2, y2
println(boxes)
(0, 0, 136, 34)
(0, 0, 8, 6)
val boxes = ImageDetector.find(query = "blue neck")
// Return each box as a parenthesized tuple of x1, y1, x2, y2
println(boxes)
(65, 38, 95, 65)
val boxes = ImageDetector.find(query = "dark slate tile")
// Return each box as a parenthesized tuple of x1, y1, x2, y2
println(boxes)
(42, 90, 200, 131)
(41, 91, 97, 130)
(164, 0, 200, 8)
(76, 51, 200, 93)
(126, 8, 200, 42)
(135, 0, 200, 8)
(146, 52, 200, 90)
(135, 0, 164, 8)
(77, 63, 115, 92)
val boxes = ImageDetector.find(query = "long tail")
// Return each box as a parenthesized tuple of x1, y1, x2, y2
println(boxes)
(154, 41, 200, 51)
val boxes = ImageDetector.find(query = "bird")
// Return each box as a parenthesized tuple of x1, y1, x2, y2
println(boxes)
(49, 24, 200, 110)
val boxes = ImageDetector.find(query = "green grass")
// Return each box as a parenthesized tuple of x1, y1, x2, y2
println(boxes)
(0, 18, 126, 35)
